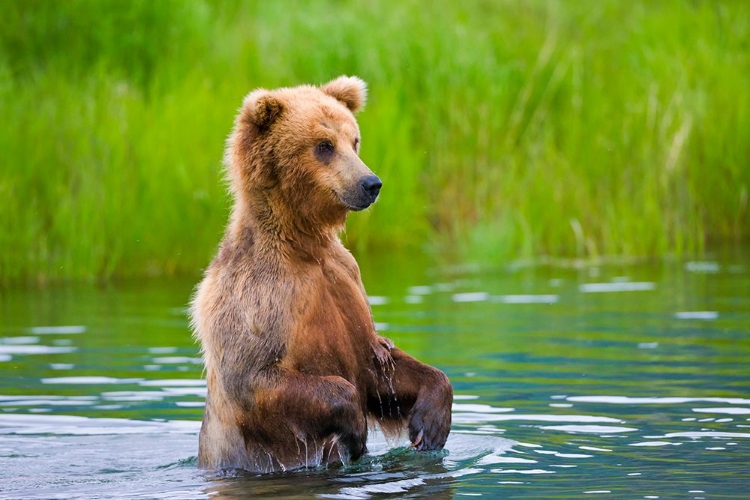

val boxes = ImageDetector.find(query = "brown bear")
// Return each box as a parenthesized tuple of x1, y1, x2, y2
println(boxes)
(190, 76, 453, 473)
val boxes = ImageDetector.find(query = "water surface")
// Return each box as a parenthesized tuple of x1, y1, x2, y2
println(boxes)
(1, 250, 749, 498)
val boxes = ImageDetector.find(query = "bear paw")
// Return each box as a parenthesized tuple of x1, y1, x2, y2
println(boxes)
(373, 336, 395, 369)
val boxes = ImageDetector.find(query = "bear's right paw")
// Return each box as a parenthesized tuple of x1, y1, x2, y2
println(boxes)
(408, 400, 450, 451)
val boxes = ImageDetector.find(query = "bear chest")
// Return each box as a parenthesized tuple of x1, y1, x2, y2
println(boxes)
(283, 262, 375, 380)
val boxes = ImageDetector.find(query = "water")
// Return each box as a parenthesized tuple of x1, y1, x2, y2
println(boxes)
(1, 250, 749, 499)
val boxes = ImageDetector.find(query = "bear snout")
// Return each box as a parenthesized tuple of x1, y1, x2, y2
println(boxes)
(361, 175, 382, 203)
(339, 174, 382, 211)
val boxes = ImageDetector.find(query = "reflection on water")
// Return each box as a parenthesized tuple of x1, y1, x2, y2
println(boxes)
(1, 251, 749, 498)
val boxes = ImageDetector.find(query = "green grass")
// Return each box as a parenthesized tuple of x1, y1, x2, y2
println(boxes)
(1, 0, 748, 285)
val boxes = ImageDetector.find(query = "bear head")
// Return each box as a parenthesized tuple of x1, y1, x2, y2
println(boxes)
(226, 76, 381, 233)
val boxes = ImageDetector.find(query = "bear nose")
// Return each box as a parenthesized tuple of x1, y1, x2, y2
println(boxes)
(361, 175, 382, 200)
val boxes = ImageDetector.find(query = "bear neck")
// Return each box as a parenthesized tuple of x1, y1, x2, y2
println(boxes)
(229, 192, 341, 262)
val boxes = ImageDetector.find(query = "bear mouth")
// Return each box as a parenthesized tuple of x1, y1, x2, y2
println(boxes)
(334, 191, 378, 212)
(337, 193, 374, 211)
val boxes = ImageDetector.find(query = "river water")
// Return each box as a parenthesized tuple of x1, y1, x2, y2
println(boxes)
(1, 250, 749, 499)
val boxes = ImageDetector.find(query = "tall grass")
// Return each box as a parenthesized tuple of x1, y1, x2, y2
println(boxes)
(1, 0, 748, 285)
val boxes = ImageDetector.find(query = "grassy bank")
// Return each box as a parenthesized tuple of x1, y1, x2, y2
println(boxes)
(1, 0, 748, 285)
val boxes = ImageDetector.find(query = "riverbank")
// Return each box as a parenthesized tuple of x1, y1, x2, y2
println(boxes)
(1, 0, 748, 285)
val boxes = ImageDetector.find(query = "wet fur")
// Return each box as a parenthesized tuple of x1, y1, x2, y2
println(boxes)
(190, 76, 453, 472)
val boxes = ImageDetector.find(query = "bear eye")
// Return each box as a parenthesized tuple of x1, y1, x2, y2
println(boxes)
(353, 138, 360, 150)
(316, 141, 334, 157)
(315, 141, 335, 162)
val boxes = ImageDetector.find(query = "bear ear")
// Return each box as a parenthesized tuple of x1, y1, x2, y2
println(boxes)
(320, 75, 367, 113)
(242, 90, 283, 129)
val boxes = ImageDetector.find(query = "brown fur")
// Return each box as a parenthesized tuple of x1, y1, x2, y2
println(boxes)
(190, 76, 453, 472)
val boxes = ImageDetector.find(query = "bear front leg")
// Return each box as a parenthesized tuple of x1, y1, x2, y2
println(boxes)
(243, 370, 367, 469)
(368, 347, 453, 451)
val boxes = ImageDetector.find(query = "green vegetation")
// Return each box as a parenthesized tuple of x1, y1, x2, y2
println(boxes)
(1, 0, 748, 285)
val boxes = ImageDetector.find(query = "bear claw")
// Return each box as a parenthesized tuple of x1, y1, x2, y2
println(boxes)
(412, 429, 424, 449)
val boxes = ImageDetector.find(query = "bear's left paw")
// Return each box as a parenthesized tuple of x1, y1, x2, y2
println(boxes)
(373, 336, 395, 369)
(408, 379, 452, 451)
(408, 400, 451, 451)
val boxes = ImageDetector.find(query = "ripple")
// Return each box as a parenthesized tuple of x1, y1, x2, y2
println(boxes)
(493, 468, 555, 474)
(151, 357, 203, 364)
(453, 403, 514, 413)
(0, 346, 76, 355)
(454, 411, 623, 424)
(659, 431, 750, 439)
(491, 294, 559, 304)
(675, 311, 719, 320)
(579, 446, 612, 452)
(339, 477, 426, 496)
(476, 455, 537, 465)
(102, 391, 166, 402)
(149, 347, 179, 354)
(0, 414, 200, 436)
(534, 450, 593, 458)
(42, 376, 143, 385)
(629, 441, 681, 447)
(29, 325, 86, 334)
(159, 387, 207, 397)
(579, 282, 656, 293)
(637, 342, 659, 349)
(0, 395, 97, 407)
(692, 407, 750, 415)
(540, 425, 638, 434)
(439, 432, 516, 463)
(0, 336, 40, 345)
(452, 292, 489, 303)
(454, 395, 480, 401)
(685, 261, 720, 273)
(567, 396, 750, 405)
(367, 296, 389, 306)
(139, 379, 206, 387)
